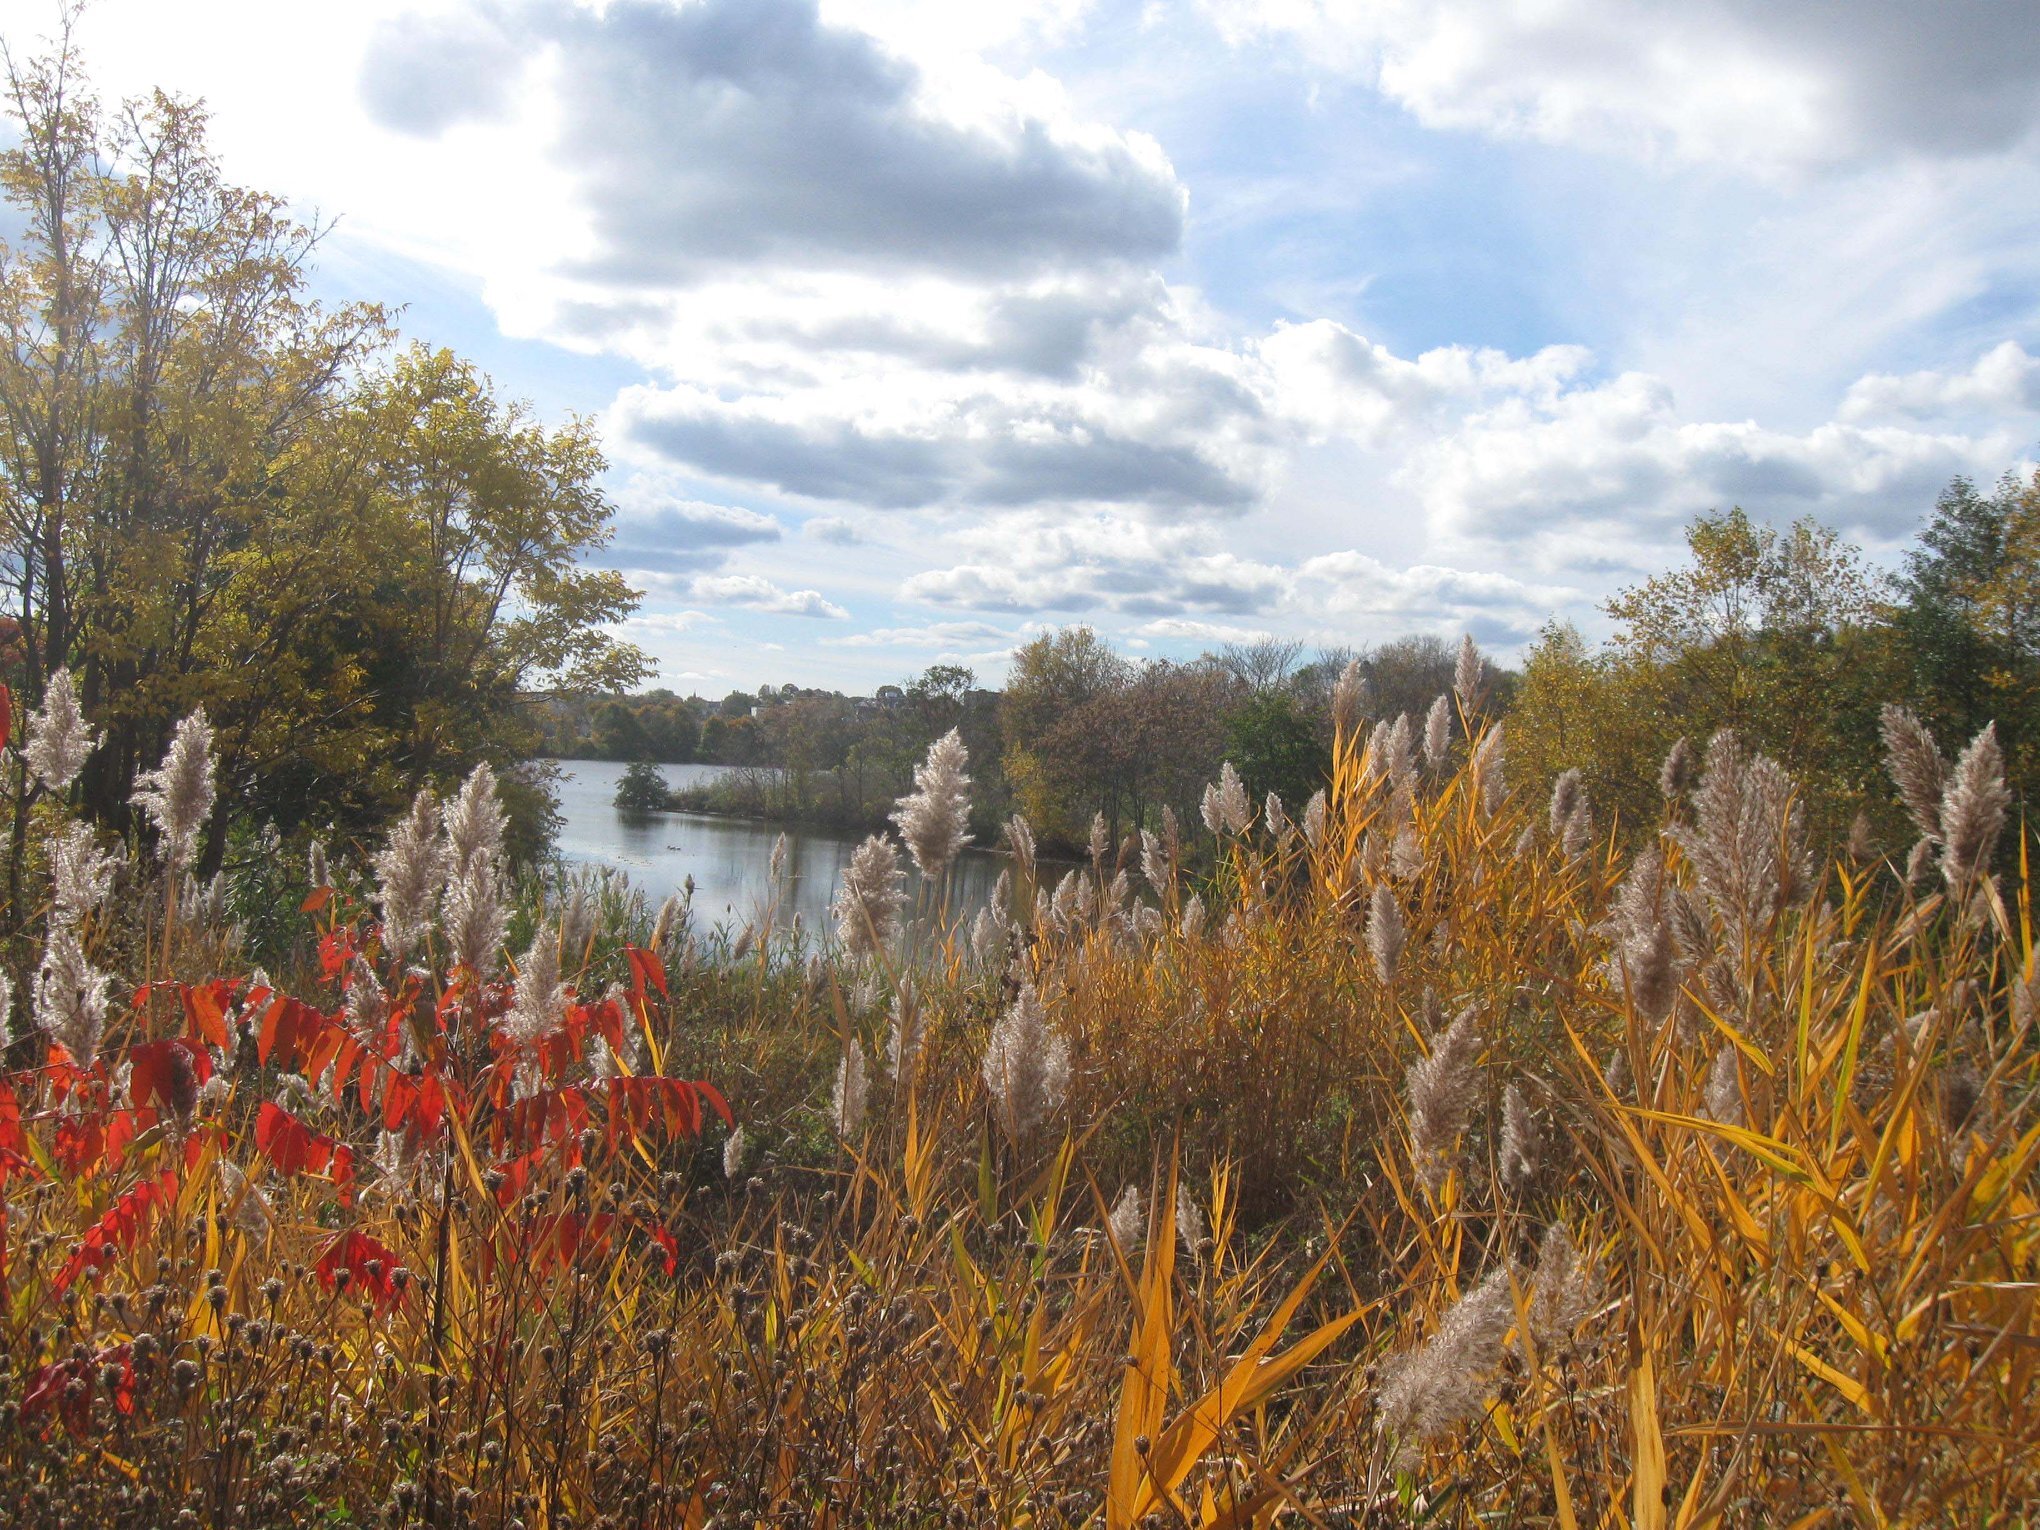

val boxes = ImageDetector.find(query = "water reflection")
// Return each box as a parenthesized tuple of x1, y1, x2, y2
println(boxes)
(549, 759, 1006, 936)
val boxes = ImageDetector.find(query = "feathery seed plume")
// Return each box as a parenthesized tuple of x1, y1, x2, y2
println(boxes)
(1378, 1263, 1515, 1451)
(1880, 705, 1946, 841)
(217, 1160, 273, 1240)
(1005, 814, 1038, 886)
(1175, 1180, 1207, 1261)
(1499, 1084, 1539, 1196)
(24, 668, 96, 793)
(343, 954, 390, 1049)
(35, 923, 111, 1066)
(308, 839, 331, 893)
(1368, 884, 1406, 985)
(650, 889, 690, 958)
(1659, 737, 1695, 801)
(0, 970, 14, 1048)
(1303, 789, 1327, 848)
(1423, 693, 1452, 771)
(1106, 1185, 1145, 1251)
(769, 831, 788, 882)
(559, 878, 597, 965)
(1332, 658, 1369, 742)
(374, 791, 446, 962)
(441, 765, 508, 980)
(1380, 713, 1416, 787)
(969, 906, 1002, 966)
(503, 933, 566, 1051)
(892, 729, 972, 879)
(722, 1124, 750, 1182)
(1469, 725, 1504, 816)
(48, 822, 115, 926)
(443, 764, 505, 886)
(1904, 836, 1934, 887)
(886, 979, 925, 1081)
(1704, 1045, 1743, 1126)
(131, 707, 216, 868)
(1939, 722, 2010, 890)
(832, 1037, 869, 1137)
(1847, 811, 1875, 864)
(1406, 1005, 1482, 1192)
(981, 982, 1071, 1145)
(1180, 892, 1207, 942)
(1549, 768, 1583, 840)
(1263, 792, 1289, 845)
(1528, 1224, 1600, 1351)
(1453, 634, 1485, 716)
(1680, 731, 1809, 957)
(1139, 829, 1172, 896)
(833, 834, 907, 959)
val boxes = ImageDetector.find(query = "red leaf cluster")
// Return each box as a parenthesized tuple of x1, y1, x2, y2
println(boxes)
(20, 1342, 133, 1437)
(57, 1170, 178, 1292)
(255, 1102, 355, 1197)
(314, 1228, 402, 1310)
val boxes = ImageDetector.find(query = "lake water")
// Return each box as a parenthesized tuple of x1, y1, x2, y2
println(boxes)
(548, 759, 1006, 938)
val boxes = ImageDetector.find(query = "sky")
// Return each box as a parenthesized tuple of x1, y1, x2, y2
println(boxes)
(5, 0, 2040, 695)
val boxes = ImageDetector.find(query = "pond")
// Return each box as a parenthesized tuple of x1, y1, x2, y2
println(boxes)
(548, 759, 1008, 939)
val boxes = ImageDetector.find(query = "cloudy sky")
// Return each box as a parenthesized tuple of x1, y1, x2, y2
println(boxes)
(9, 0, 2040, 692)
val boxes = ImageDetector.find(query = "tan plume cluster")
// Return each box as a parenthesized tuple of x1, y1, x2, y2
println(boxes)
(833, 833, 906, 959)
(892, 729, 972, 880)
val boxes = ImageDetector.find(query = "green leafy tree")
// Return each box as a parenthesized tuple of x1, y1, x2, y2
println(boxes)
(613, 759, 670, 813)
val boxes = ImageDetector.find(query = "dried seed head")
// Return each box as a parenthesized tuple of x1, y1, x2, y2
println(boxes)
(1106, 1185, 1145, 1251)
(1879, 704, 1946, 842)
(1332, 658, 1369, 742)
(722, 1124, 750, 1182)
(1548, 769, 1583, 841)
(832, 834, 906, 959)
(1406, 1005, 1481, 1192)
(1498, 1084, 1539, 1197)
(981, 983, 1070, 1145)
(831, 1038, 869, 1138)
(1703, 1046, 1743, 1126)
(1680, 731, 1809, 959)
(34, 923, 110, 1066)
(1469, 724, 1505, 817)
(891, 730, 972, 879)
(1423, 693, 1452, 771)
(1846, 811, 1875, 865)
(1658, 737, 1695, 801)
(1528, 1224, 1600, 1350)
(1453, 635, 1485, 717)
(374, 791, 446, 962)
(1368, 884, 1406, 986)
(1939, 723, 2010, 891)
(1302, 789, 1328, 848)
(1378, 1263, 1515, 1450)
(503, 933, 566, 1050)
(1180, 892, 1207, 942)
(48, 822, 115, 927)
(131, 708, 216, 869)
(24, 669, 97, 793)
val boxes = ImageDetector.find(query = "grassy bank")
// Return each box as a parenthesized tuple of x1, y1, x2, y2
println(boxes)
(2, 705, 2036, 1526)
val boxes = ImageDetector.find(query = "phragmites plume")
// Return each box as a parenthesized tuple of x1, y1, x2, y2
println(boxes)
(1939, 722, 2010, 891)
(722, 1123, 750, 1182)
(1175, 1180, 1208, 1261)
(343, 954, 390, 1050)
(769, 831, 788, 882)
(1139, 829, 1173, 897)
(1879, 704, 1947, 841)
(1904, 837, 1934, 887)
(831, 1037, 869, 1137)
(1378, 1263, 1515, 1452)
(1377, 712, 1417, 787)
(1088, 811, 1110, 870)
(891, 728, 972, 879)
(441, 765, 508, 980)
(1659, 736, 1695, 801)
(1368, 884, 1406, 985)
(1528, 1224, 1600, 1351)
(35, 923, 111, 1067)
(1106, 1185, 1145, 1251)
(1453, 634, 1485, 716)
(308, 839, 331, 893)
(559, 877, 598, 965)
(981, 982, 1071, 1145)
(1847, 810, 1875, 865)
(1005, 813, 1038, 879)
(503, 932, 566, 1052)
(48, 822, 115, 926)
(217, 1160, 273, 1240)
(1680, 731, 1809, 956)
(24, 668, 96, 792)
(1498, 1084, 1539, 1197)
(1406, 1004, 1482, 1192)
(1704, 1045, 1743, 1126)
(969, 905, 1003, 967)
(650, 888, 691, 959)
(1202, 761, 1251, 836)
(1263, 792, 1290, 845)
(833, 833, 907, 959)
(1469, 724, 1504, 817)
(0, 970, 14, 1047)
(1423, 693, 1453, 771)
(886, 979, 926, 1082)
(1180, 891, 1207, 942)
(1603, 846, 1679, 1021)
(1302, 788, 1328, 848)
(374, 791, 447, 962)
(1549, 769, 1591, 854)
(1332, 657, 1369, 742)
(131, 707, 216, 869)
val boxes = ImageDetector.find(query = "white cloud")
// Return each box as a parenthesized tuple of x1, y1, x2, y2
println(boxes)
(1839, 341, 2040, 423)
(679, 574, 851, 619)
(823, 620, 1019, 647)
(1133, 617, 1272, 644)
(1206, 0, 2040, 175)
